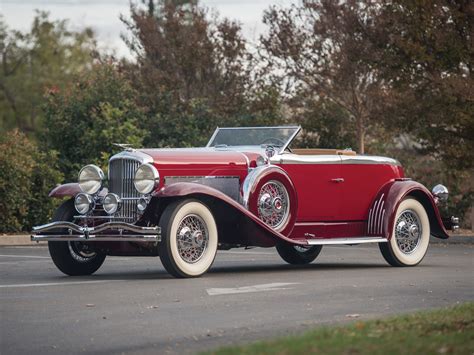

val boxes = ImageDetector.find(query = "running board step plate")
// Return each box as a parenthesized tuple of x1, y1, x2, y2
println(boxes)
(306, 237, 388, 245)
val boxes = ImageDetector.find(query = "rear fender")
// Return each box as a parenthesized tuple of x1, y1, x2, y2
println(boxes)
(149, 182, 304, 247)
(367, 180, 449, 240)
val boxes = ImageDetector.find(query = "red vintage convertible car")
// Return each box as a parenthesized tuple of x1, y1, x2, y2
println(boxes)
(32, 126, 458, 277)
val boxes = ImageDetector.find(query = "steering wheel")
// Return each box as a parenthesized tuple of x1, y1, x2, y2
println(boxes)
(261, 137, 286, 146)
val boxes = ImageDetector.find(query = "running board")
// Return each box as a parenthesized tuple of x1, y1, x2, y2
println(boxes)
(306, 237, 388, 245)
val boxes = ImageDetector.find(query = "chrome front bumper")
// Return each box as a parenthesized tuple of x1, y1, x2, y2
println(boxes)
(31, 221, 161, 242)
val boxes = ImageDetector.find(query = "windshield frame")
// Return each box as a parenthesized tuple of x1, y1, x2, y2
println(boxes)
(206, 126, 301, 153)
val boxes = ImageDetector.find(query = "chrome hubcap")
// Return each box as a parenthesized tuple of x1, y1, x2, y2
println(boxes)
(176, 214, 208, 263)
(294, 245, 311, 253)
(395, 209, 422, 254)
(68, 242, 97, 262)
(258, 180, 289, 229)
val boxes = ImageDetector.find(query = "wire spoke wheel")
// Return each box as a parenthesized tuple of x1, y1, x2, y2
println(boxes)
(379, 198, 430, 267)
(395, 209, 422, 254)
(68, 241, 98, 262)
(48, 199, 106, 276)
(258, 180, 290, 229)
(176, 214, 209, 263)
(159, 199, 218, 278)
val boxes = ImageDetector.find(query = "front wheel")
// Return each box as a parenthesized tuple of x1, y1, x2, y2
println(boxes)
(159, 199, 218, 278)
(276, 243, 322, 265)
(48, 199, 106, 276)
(379, 198, 430, 267)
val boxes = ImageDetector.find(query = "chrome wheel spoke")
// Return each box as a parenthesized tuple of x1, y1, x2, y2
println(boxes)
(176, 214, 208, 263)
(258, 180, 289, 229)
(395, 209, 422, 254)
(68, 241, 97, 262)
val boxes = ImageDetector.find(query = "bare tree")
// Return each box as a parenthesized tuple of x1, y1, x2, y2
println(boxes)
(261, 0, 385, 153)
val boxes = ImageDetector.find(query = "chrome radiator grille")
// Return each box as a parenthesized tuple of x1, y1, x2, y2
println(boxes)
(108, 158, 141, 221)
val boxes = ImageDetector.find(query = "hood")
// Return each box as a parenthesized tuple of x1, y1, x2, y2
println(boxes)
(138, 148, 250, 184)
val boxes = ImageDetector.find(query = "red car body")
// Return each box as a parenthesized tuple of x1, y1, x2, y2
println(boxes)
(33, 126, 456, 277)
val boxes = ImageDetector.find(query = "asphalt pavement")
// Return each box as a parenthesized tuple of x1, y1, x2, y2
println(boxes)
(1, 241, 473, 354)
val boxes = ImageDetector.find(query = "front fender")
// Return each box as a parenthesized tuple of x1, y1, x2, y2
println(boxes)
(368, 179, 449, 240)
(49, 183, 81, 198)
(150, 182, 304, 247)
(49, 183, 109, 199)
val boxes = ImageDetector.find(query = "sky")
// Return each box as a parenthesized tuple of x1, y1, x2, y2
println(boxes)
(0, 0, 298, 58)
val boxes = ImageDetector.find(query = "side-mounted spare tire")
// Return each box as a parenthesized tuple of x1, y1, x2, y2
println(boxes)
(244, 165, 297, 237)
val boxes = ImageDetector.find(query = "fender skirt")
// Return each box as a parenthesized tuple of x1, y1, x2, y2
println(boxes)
(150, 182, 305, 248)
(367, 180, 449, 240)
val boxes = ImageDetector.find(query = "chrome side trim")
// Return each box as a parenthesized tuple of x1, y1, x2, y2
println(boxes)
(31, 221, 160, 242)
(368, 208, 374, 234)
(271, 153, 401, 166)
(306, 237, 388, 245)
(368, 194, 385, 235)
(340, 155, 401, 166)
(271, 154, 342, 165)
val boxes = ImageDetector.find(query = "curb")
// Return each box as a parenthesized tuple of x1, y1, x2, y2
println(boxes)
(431, 235, 474, 244)
(0, 235, 38, 246)
(0, 234, 473, 247)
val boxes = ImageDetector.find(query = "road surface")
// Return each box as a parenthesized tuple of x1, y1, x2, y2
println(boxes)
(1, 242, 473, 354)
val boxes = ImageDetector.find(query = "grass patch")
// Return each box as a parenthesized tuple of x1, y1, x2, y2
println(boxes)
(206, 303, 474, 355)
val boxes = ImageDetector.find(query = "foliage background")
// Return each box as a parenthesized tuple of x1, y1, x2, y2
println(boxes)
(0, 0, 472, 232)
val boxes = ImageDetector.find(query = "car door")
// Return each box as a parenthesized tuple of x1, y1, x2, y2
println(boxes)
(273, 154, 343, 221)
(339, 155, 404, 221)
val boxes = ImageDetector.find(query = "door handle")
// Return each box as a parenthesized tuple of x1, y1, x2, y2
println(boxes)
(331, 178, 345, 183)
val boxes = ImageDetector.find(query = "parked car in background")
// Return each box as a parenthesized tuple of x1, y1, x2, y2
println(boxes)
(32, 126, 458, 277)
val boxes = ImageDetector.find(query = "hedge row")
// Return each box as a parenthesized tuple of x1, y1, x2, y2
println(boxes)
(0, 130, 63, 232)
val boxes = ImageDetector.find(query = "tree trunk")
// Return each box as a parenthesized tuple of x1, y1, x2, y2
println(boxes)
(356, 115, 365, 154)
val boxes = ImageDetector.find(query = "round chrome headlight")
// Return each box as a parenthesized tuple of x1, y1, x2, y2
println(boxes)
(78, 164, 104, 195)
(134, 163, 159, 194)
(74, 193, 94, 215)
(103, 193, 121, 214)
(137, 196, 150, 213)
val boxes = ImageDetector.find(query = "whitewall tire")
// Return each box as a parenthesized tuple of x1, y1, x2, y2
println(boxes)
(379, 198, 430, 267)
(159, 199, 218, 278)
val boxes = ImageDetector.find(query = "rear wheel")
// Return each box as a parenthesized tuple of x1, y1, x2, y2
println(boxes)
(276, 243, 322, 265)
(48, 199, 106, 276)
(159, 199, 218, 278)
(379, 198, 430, 267)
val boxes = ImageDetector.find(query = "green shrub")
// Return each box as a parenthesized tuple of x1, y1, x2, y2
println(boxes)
(0, 130, 63, 232)
(43, 63, 147, 181)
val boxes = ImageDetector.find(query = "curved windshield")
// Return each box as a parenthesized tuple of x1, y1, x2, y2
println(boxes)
(207, 126, 300, 149)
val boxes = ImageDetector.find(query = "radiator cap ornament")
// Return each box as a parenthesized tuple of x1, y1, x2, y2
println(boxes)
(113, 143, 134, 152)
